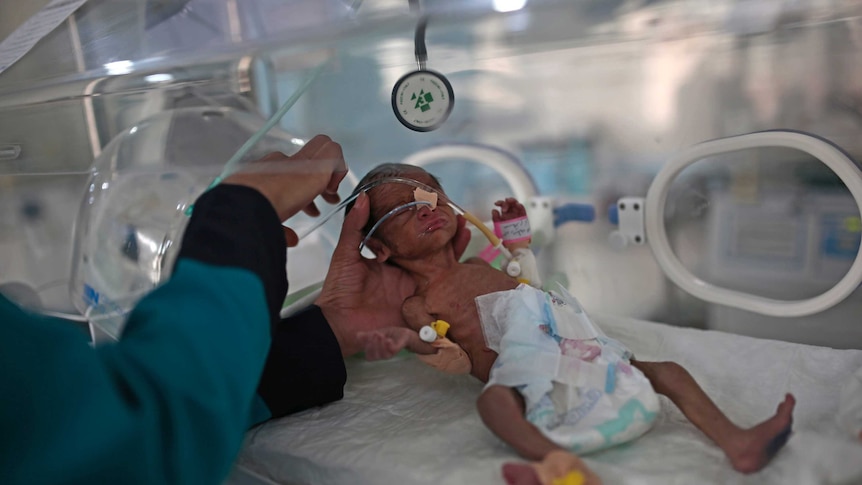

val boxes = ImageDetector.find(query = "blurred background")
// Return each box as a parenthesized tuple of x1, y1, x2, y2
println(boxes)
(1, 0, 861, 347)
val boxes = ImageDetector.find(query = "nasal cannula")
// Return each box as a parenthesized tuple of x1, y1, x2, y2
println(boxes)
(296, 176, 513, 260)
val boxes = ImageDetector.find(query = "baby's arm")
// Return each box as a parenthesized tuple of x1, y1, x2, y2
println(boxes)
(493, 197, 532, 252)
(402, 296, 472, 374)
(359, 326, 436, 360)
(358, 297, 471, 375)
(357, 296, 435, 360)
(401, 295, 434, 331)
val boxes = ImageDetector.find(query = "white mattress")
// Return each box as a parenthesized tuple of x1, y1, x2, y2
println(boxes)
(229, 314, 862, 485)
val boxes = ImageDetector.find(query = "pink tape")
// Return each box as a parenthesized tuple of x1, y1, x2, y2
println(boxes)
(478, 244, 501, 262)
(495, 215, 531, 244)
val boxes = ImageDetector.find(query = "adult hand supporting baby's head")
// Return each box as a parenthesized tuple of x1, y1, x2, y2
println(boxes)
(316, 192, 470, 357)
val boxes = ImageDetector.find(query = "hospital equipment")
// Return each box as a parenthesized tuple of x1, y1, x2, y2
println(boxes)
(554, 471, 585, 485)
(391, 14, 455, 131)
(419, 324, 438, 342)
(416, 318, 473, 374)
(614, 131, 862, 318)
(2, 0, 862, 483)
(301, 175, 515, 261)
(419, 319, 451, 343)
(67, 106, 308, 338)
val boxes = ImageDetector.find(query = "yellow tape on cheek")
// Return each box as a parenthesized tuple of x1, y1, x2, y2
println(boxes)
(417, 338, 472, 374)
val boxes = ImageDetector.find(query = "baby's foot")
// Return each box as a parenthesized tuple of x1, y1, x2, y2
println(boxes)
(727, 393, 796, 474)
(502, 450, 602, 485)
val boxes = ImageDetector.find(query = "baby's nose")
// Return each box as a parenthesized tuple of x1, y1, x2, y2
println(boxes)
(416, 205, 434, 219)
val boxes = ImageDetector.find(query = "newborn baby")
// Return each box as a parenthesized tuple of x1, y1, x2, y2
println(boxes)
(356, 163, 795, 485)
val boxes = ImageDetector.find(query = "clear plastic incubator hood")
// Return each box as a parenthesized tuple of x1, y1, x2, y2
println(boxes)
(69, 107, 304, 338)
(2, 0, 862, 349)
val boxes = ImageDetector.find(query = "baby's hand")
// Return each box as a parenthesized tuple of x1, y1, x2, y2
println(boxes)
(357, 327, 435, 361)
(492, 197, 526, 222)
(493, 197, 531, 251)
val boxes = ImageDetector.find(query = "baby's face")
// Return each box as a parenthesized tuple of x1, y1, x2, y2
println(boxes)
(368, 172, 457, 259)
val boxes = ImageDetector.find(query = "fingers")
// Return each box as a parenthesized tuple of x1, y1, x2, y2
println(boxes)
(321, 188, 342, 205)
(258, 151, 288, 162)
(292, 134, 333, 160)
(301, 135, 347, 207)
(493, 198, 526, 220)
(300, 134, 347, 181)
(289, 133, 348, 189)
(331, 191, 369, 262)
(358, 331, 402, 361)
(301, 200, 321, 217)
(283, 226, 299, 247)
(312, 141, 348, 196)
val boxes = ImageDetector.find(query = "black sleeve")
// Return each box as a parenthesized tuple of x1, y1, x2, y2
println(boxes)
(257, 305, 348, 418)
(177, 184, 287, 325)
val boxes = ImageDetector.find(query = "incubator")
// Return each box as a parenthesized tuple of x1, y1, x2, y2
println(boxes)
(2, 0, 862, 351)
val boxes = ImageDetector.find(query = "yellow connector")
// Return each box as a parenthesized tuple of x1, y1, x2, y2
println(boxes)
(552, 470, 585, 485)
(430, 320, 450, 338)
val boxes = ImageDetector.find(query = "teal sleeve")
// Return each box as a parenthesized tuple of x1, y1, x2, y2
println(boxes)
(0, 259, 270, 485)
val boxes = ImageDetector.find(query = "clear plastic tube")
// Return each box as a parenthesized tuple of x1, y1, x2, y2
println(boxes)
(185, 62, 327, 216)
(295, 177, 442, 240)
(296, 176, 512, 259)
(358, 200, 433, 252)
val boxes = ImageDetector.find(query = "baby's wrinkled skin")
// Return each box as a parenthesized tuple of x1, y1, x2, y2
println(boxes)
(363, 170, 523, 382)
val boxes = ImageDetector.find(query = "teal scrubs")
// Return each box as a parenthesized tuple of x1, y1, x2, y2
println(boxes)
(0, 185, 298, 484)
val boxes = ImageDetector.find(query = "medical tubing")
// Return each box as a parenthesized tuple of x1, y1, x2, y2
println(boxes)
(295, 177, 442, 241)
(295, 177, 512, 258)
(184, 62, 327, 216)
(359, 201, 433, 252)
(461, 210, 512, 259)
(415, 15, 428, 69)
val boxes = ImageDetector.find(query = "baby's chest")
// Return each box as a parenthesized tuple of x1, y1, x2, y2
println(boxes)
(423, 267, 517, 320)
(423, 287, 477, 321)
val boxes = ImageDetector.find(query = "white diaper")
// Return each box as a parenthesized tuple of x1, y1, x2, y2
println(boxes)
(476, 284, 660, 454)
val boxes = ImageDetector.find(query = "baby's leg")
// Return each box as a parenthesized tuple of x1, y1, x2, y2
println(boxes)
(632, 360, 795, 474)
(477, 385, 601, 485)
(477, 385, 559, 460)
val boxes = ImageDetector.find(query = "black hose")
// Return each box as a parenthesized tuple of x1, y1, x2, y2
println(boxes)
(414, 15, 428, 66)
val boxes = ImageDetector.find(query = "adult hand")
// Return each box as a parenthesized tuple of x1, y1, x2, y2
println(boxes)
(316, 192, 471, 357)
(223, 134, 348, 246)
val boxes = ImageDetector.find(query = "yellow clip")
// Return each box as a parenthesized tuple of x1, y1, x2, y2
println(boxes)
(552, 470, 585, 485)
(517, 277, 531, 285)
(430, 320, 450, 338)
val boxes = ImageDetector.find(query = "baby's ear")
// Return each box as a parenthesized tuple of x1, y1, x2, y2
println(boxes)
(366, 237, 392, 263)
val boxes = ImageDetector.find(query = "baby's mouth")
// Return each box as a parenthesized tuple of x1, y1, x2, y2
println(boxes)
(420, 217, 447, 234)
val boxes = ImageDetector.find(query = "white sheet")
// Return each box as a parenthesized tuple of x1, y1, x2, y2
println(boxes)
(229, 314, 862, 485)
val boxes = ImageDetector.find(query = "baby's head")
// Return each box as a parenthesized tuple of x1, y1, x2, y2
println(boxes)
(349, 163, 457, 263)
